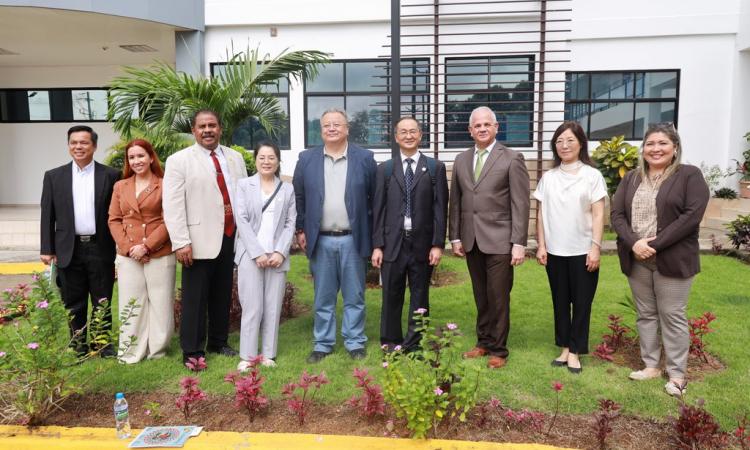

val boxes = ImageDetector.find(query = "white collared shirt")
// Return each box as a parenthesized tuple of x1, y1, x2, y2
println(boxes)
(72, 160, 96, 235)
(401, 151, 421, 230)
(199, 145, 234, 203)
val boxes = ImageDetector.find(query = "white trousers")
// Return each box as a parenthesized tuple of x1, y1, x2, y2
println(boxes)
(115, 254, 176, 364)
(237, 255, 287, 360)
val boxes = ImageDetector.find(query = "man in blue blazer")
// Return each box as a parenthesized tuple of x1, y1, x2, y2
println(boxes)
(293, 108, 377, 363)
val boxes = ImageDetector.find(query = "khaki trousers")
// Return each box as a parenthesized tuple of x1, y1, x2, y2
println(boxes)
(115, 254, 176, 364)
(627, 260, 693, 379)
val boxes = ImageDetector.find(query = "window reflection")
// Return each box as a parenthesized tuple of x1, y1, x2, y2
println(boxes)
(28, 91, 51, 121)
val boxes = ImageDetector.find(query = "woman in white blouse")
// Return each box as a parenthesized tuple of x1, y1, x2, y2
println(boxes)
(534, 121, 607, 374)
(234, 141, 296, 371)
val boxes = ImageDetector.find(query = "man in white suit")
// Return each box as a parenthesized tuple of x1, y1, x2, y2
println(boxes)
(163, 109, 248, 367)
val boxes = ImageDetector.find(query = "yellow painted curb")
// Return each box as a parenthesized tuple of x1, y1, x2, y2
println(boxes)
(0, 425, 576, 450)
(0, 262, 45, 275)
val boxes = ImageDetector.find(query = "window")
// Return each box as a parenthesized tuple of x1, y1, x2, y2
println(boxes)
(564, 70, 679, 140)
(444, 56, 535, 148)
(0, 88, 108, 122)
(210, 63, 291, 150)
(304, 59, 430, 148)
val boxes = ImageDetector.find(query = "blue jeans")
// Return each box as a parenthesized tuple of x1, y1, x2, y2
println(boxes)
(309, 235, 367, 352)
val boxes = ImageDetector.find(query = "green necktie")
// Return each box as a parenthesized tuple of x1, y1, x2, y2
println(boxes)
(474, 149, 487, 181)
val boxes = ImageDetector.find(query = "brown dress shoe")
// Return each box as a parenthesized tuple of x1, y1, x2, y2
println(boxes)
(487, 356, 507, 369)
(463, 347, 488, 359)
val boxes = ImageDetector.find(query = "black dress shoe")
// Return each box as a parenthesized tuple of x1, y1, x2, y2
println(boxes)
(348, 348, 366, 360)
(567, 365, 582, 374)
(207, 346, 238, 357)
(551, 358, 568, 367)
(99, 346, 117, 359)
(306, 351, 331, 364)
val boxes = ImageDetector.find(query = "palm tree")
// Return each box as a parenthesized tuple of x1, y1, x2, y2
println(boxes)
(108, 46, 330, 152)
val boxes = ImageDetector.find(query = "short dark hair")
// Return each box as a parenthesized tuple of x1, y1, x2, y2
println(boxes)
(191, 109, 222, 127)
(254, 141, 281, 177)
(67, 125, 98, 146)
(549, 121, 594, 167)
(393, 116, 422, 133)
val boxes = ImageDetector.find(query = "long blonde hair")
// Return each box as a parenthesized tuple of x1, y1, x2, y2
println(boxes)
(638, 122, 682, 184)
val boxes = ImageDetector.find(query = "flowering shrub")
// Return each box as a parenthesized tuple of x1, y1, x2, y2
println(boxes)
(281, 370, 329, 426)
(382, 312, 480, 438)
(175, 376, 206, 420)
(0, 276, 113, 425)
(689, 312, 717, 363)
(671, 398, 728, 449)
(224, 356, 268, 422)
(593, 399, 621, 450)
(347, 367, 385, 420)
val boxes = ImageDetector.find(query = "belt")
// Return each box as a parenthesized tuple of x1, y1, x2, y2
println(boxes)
(319, 230, 351, 236)
(76, 235, 96, 242)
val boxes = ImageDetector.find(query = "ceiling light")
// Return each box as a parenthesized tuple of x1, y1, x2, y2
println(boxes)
(119, 44, 157, 53)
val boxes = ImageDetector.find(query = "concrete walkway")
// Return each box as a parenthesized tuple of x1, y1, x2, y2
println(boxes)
(0, 425, 572, 450)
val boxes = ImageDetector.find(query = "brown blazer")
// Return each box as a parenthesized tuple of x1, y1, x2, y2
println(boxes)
(611, 164, 709, 278)
(108, 176, 172, 258)
(449, 142, 530, 254)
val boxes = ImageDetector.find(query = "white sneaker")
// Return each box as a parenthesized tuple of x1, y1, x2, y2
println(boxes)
(261, 358, 276, 368)
(237, 360, 251, 372)
(665, 381, 687, 397)
(628, 368, 662, 381)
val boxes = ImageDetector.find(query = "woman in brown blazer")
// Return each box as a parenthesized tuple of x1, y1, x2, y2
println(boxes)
(611, 123, 709, 397)
(108, 139, 176, 364)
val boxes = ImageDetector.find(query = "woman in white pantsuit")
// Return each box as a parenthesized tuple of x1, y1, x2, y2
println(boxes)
(108, 139, 176, 364)
(235, 141, 296, 371)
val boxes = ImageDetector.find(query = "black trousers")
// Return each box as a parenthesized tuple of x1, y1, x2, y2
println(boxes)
(57, 239, 115, 349)
(379, 235, 433, 350)
(179, 234, 235, 357)
(465, 248, 513, 358)
(545, 254, 598, 354)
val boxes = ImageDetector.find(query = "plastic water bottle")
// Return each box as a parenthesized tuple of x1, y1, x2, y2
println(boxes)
(114, 392, 131, 439)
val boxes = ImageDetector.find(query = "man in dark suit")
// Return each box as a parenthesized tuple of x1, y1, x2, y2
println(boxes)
(293, 108, 377, 363)
(371, 117, 448, 352)
(40, 125, 120, 356)
(449, 106, 530, 369)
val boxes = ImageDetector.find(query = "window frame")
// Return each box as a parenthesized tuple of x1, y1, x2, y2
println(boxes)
(303, 58, 430, 149)
(0, 87, 110, 123)
(564, 69, 681, 141)
(443, 55, 536, 149)
(209, 62, 292, 150)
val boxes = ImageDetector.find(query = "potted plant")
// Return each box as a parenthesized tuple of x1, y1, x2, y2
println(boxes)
(732, 133, 750, 198)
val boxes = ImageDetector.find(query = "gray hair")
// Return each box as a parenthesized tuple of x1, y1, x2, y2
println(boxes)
(638, 122, 682, 183)
(320, 108, 349, 125)
(469, 106, 497, 126)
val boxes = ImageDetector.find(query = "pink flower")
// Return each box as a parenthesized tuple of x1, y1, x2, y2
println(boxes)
(27, 342, 39, 350)
(31, 274, 40, 281)
(446, 322, 458, 330)
(394, 345, 402, 351)
(0, 351, 6, 357)
(36, 300, 49, 309)
(382, 362, 388, 368)
(434, 387, 444, 396)
(144, 409, 151, 416)
(415, 308, 427, 314)
(552, 381, 563, 392)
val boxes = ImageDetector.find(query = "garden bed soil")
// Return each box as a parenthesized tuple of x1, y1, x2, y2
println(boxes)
(44, 393, 674, 450)
(608, 341, 726, 382)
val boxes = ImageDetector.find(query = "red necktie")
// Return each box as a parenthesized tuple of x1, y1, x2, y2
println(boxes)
(209, 150, 235, 236)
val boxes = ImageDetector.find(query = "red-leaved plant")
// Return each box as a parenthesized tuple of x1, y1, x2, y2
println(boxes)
(175, 376, 206, 420)
(546, 381, 563, 434)
(671, 398, 728, 449)
(593, 315, 635, 362)
(503, 408, 546, 434)
(347, 367, 385, 420)
(185, 356, 207, 372)
(593, 399, 621, 450)
(281, 370, 329, 426)
(475, 397, 503, 428)
(224, 356, 268, 423)
(688, 312, 717, 362)
(734, 414, 750, 450)
(593, 342, 615, 362)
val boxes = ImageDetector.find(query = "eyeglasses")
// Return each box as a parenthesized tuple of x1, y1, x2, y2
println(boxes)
(554, 138, 578, 147)
(397, 129, 420, 137)
(322, 123, 346, 130)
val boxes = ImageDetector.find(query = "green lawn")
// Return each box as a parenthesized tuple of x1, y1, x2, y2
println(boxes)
(75, 254, 749, 427)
